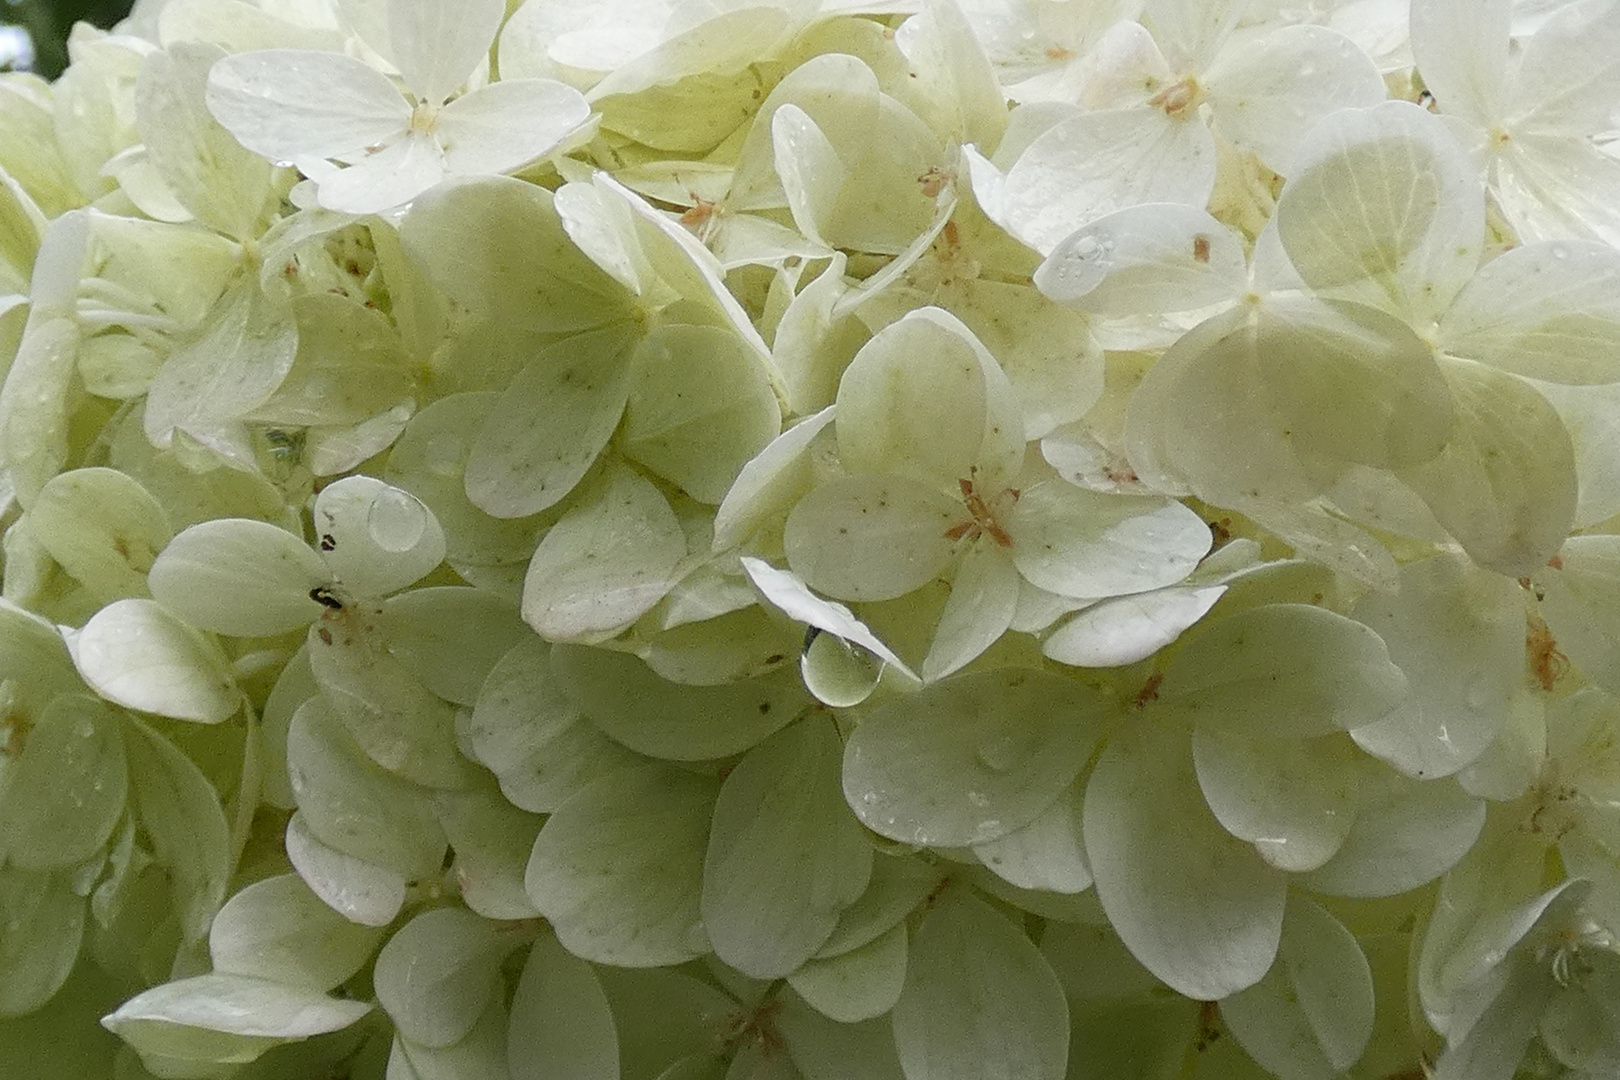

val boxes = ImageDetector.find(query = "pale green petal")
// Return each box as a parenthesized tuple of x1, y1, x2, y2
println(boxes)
(204, 49, 407, 161)
(816, 854, 941, 961)
(782, 474, 961, 603)
(972, 779, 1090, 894)
(741, 556, 915, 680)
(1219, 896, 1375, 1078)
(621, 323, 781, 504)
(842, 667, 1107, 846)
(891, 891, 1068, 1080)
(465, 325, 639, 519)
(314, 475, 447, 599)
(387, 999, 510, 1080)
(1192, 729, 1359, 873)
(521, 463, 686, 641)
(702, 720, 873, 979)
(1297, 762, 1484, 897)
(283, 810, 407, 927)
(1349, 552, 1527, 779)
(378, 587, 531, 706)
(524, 763, 716, 967)
(375, 906, 511, 1049)
(434, 777, 543, 920)
(285, 697, 447, 879)
(149, 518, 329, 637)
(921, 542, 1019, 682)
(0, 865, 83, 1018)
(1539, 536, 1620, 696)
(438, 79, 593, 176)
(774, 104, 845, 250)
(1440, 240, 1620, 384)
(713, 407, 835, 552)
(507, 935, 620, 1080)
(1396, 356, 1576, 577)
(1409, 0, 1508, 130)
(29, 467, 171, 604)
(1158, 603, 1409, 739)
(74, 598, 239, 723)
(1035, 203, 1247, 316)
(1006, 481, 1210, 599)
(775, 988, 907, 1080)
(551, 642, 806, 761)
(386, 0, 503, 104)
(0, 693, 125, 871)
(1042, 584, 1226, 668)
(1083, 719, 1286, 1001)
(786, 923, 907, 1024)
(208, 874, 385, 992)
(1273, 101, 1483, 322)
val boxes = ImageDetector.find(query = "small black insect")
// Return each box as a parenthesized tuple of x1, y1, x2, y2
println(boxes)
(310, 586, 343, 610)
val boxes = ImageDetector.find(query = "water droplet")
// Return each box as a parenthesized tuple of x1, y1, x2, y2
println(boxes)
(1072, 236, 1103, 260)
(1552, 244, 1570, 260)
(976, 729, 1029, 771)
(366, 487, 427, 553)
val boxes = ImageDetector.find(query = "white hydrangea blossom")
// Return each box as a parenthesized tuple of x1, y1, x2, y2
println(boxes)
(2, 1, 1620, 1078)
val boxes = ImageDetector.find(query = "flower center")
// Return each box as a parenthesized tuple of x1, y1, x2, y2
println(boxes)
(945, 475, 1018, 548)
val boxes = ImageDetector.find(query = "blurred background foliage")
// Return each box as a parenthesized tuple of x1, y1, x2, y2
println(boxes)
(2, 0, 137, 77)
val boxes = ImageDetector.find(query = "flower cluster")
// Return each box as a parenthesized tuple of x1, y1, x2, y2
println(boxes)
(2, 0, 1620, 1078)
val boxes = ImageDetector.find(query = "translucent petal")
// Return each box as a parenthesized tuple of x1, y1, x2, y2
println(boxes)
(434, 777, 543, 920)
(1440, 239, 1620, 384)
(621, 323, 782, 504)
(521, 464, 686, 641)
(1035, 203, 1246, 316)
(103, 973, 372, 1051)
(524, 763, 716, 967)
(1349, 552, 1526, 779)
(1192, 729, 1360, 872)
(894, 0, 1006, 152)
(315, 130, 446, 214)
(773, 104, 845, 250)
(388, 1000, 509, 1080)
(1297, 763, 1484, 897)
(922, 541, 1020, 682)
(463, 639, 640, 813)
(208, 874, 385, 992)
(1273, 101, 1483, 323)
(308, 610, 468, 789)
(375, 906, 510, 1048)
(1158, 603, 1409, 739)
(786, 923, 907, 1024)
(1506, 0, 1620, 135)
(1000, 108, 1218, 255)
(379, 586, 531, 706)
(972, 779, 1090, 894)
(1082, 719, 1286, 1001)
(741, 555, 915, 680)
(313, 475, 446, 598)
(74, 598, 238, 723)
(1006, 481, 1210, 599)
(703, 720, 873, 979)
(1042, 584, 1226, 668)
(1490, 136, 1620, 249)
(0, 693, 125, 870)
(1524, 379, 1620, 528)
(842, 666, 1107, 846)
(1537, 536, 1620, 696)
(1143, 0, 1244, 68)
(507, 935, 620, 1080)
(1203, 25, 1386, 173)
(1432, 954, 1557, 1080)
(29, 467, 172, 604)
(1409, 0, 1509, 129)
(1219, 897, 1375, 1078)
(1396, 356, 1576, 577)
(816, 853, 942, 960)
(386, 0, 503, 104)
(782, 473, 961, 603)
(149, 518, 330, 637)
(1252, 295, 1453, 471)
(205, 49, 407, 161)
(436, 79, 593, 176)
(891, 891, 1069, 1080)
(400, 176, 635, 334)
(285, 697, 447, 878)
(0, 865, 83, 1018)
(284, 810, 407, 927)
(144, 277, 300, 449)
(551, 642, 806, 761)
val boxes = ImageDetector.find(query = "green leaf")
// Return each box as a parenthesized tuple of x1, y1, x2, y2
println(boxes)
(842, 667, 1107, 846)
(551, 643, 807, 761)
(507, 935, 620, 1080)
(703, 720, 873, 978)
(891, 890, 1068, 1080)
(524, 763, 716, 967)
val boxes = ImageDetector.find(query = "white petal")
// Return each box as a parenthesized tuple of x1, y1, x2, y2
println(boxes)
(713, 406, 836, 552)
(436, 79, 593, 176)
(773, 104, 846, 251)
(1143, 0, 1244, 68)
(1494, 135, 1620, 252)
(1409, 0, 1509, 129)
(313, 475, 446, 598)
(740, 556, 916, 679)
(782, 473, 961, 603)
(1034, 203, 1247, 316)
(386, 0, 504, 104)
(1192, 729, 1360, 872)
(284, 810, 407, 927)
(205, 49, 407, 161)
(1508, 0, 1620, 135)
(74, 599, 239, 723)
(922, 542, 1020, 682)
(150, 518, 330, 637)
(1001, 108, 1219, 255)
(314, 131, 445, 214)
(1042, 584, 1226, 668)
(1203, 25, 1386, 174)
(1007, 481, 1211, 599)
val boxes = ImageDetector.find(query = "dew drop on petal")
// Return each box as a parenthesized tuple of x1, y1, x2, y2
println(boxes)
(366, 487, 428, 552)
